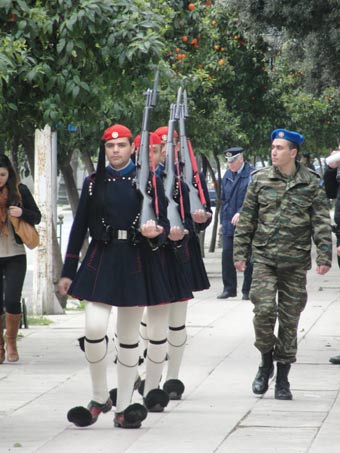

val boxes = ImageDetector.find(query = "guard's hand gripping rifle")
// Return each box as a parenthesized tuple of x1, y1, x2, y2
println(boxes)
(136, 72, 159, 228)
(178, 88, 207, 214)
(163, 103, 185, 232)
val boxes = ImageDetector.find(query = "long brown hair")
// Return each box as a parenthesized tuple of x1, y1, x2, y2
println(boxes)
(0, 154, 22, 206)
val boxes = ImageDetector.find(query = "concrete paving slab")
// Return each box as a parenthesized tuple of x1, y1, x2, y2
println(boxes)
(256, 390, 337, 413)
(304, 379, 340, 453)
(216, 427, 317, 453)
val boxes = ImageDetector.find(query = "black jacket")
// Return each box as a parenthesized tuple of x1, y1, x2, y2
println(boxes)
(324, 167, 340, 226)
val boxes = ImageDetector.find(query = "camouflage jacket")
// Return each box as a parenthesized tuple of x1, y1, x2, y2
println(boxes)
(233, 163, 332, 270)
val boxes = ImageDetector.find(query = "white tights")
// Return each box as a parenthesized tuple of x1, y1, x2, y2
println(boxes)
(139, 301, 188, 383)
(143, 304, 170, 395)
(85, 302, 112, 404)
(85, 301, 170, 412)
(166, 301, 188, 381)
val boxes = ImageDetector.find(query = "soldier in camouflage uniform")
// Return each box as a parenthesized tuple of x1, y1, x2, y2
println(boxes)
(234, 128, 332, 400)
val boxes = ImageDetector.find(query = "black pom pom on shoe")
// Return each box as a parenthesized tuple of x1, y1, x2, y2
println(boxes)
(144, 389, 169, 412)
(114, 403, 148, 429)
(67, 406, 93, 427)
(163, 379, 185, 400)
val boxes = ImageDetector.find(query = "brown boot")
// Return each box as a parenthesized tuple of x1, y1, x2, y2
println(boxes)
(0, 314, 5, 364)
(5, 313, 21, 362)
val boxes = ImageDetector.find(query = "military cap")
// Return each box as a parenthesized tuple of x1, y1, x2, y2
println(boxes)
(133, 134, 141, 148)
(271, 129, 304, 147)
(150, 132, 162, 145)
(102, 124, 132, 142)
(224, 146, 244, 162)
(133, 132, 161, 149)
(154, 126, 179, 143)
(302, 152, 310, 158)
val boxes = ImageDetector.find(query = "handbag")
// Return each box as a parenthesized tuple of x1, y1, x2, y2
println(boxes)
(10, 216, 39, 249)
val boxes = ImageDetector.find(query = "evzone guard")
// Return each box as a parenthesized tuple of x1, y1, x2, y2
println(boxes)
(139, 89, 212, 400)
(58, 123, 175, 428)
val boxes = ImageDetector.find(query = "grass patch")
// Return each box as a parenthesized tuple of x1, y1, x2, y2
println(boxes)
(27, 316, 53, 326)
(65, 299, 85, 311)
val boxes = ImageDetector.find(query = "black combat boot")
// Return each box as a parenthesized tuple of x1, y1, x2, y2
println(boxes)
(275, 363, 292, 400)
(252, 349, 274, 395)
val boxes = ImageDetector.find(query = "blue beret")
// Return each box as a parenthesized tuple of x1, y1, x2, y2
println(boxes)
(271, 129, 304, 146)
(224, 146, 244, 161)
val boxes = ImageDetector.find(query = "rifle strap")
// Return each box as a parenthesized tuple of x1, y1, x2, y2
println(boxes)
(187, 139, 206, 206)
(149, 135, 159, 219)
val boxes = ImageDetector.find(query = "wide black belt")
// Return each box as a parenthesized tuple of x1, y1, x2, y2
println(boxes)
(103, 225, 139, 244)
(112, 229, 129, 240)
(105, 226, 129, 240)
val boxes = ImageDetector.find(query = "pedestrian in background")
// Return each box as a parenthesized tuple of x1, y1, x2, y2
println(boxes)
(217, 147, 254, 300)
(0, 154, 41, 363)
(300, 152, 316, 171)
(234, 129, 332, 400)
(323, 146, 340, 365)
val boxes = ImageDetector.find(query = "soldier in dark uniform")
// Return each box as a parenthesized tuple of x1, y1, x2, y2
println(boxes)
(234, 128, 332, 400)
(58, 124, 174, 429)
(154, 126, 212, 400)
(133, 131, 193, 408)
(218, 147, 254, 300)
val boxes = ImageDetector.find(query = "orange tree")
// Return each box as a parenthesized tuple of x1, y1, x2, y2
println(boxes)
(155, 1, 277, 249)
(0, 0, 169, 179)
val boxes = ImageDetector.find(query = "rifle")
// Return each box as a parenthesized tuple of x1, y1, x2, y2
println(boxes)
(136, 72, 159, 228)
(163, 103, 185, 232)
(178, 88, 206, 214)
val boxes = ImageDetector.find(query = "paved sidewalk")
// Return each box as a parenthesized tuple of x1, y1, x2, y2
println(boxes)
(1, 245, 340, 453)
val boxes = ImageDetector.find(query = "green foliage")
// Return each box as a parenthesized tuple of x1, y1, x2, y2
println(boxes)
(153, 1, 275, 159)
(0, 0, 168, 162)
(27, 316, 53, 326)
(2, 0, 338, 168)
(229, 0, 340, 92)
(227, 0, 340, 155)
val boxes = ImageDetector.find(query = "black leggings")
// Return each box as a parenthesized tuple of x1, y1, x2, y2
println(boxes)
(0, 254, 27, 315)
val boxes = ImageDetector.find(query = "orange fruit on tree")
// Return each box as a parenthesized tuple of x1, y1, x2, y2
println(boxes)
(213, 45, 220, 50)
(218, 59, 225, 66)
(212, 20, 217, 26)
(182, 36, 188, 42)
(188, 3, 195, 10)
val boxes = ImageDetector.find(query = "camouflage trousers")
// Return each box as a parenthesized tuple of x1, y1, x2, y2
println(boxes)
(250, 262, 308, 364)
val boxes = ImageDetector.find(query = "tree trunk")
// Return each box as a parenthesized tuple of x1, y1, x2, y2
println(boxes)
(10, 135, 20, 174)
(61, 161, 80, 217)
(60, 154, 89, 261)
(81, 149, 95, 174)
(198, 230, 205, 258)
(207, 153, 222, 253)
(23, 135, 35, 179)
